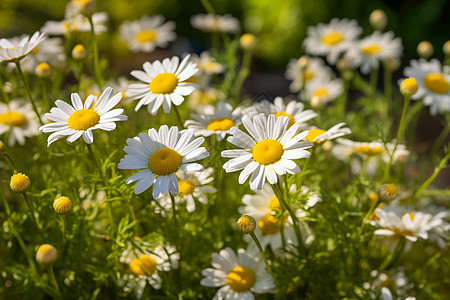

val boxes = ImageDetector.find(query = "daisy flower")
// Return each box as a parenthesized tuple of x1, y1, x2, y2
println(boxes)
(190, 14, 240, 34)
(39, 87, 127, 146)
(0, 31, 46, 63)
(192, 51, 225, 75)
(403, 59, 450, 115)
(119, 242, 179, 298)
(305, 122, 351, 144)
(0, 99, 41, 146)
(244, 96, 317, 129)
(302, 78, 344, 107)
(185, 101, 242, 141)
(127, 55, 198, 115)
(187, 88, 221, 113)
(222, 113, 313, 190)
(119, 15, 176, 53)
(200, 247, 275, 299)
(346, 31, 403, 74)
(285, 56, 333, 93)
(118, 125, 209, 198)
(303, 18, 362, 64)
(154, 168, 217, 214)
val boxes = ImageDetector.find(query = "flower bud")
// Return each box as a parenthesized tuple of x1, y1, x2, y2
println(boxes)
(297, 56, 309, 69)
(10, 172, 30, 193)
(35, 63, 51, 78)
(369, 9, 387, 31)
(3, 81, 13, 93)
(240, 33, 256, 50)
(72, 44, 87, 60)
(36, 244, 58, 265)
(53, 196, 73, 215)
(337, 58, 350, 72)
(378, 184, 397, 202)
(72, 0, 97, 16)
(399, 77, 418, 97)
(0, 140, 4, 151)
(443, 41, 450, 57)
(417, 41, 433, 59)
(322, 140, 333, 152)
(237, 215, 256, 234)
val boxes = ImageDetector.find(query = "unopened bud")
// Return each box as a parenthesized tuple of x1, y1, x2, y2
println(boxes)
(72, 44, 87, 60)
(400, 77, 418, 97)
(378, 184, 397, 202)
(240, 33, 256, 50)
(369, 9, 387, 31)
(35, 63, 51, 78)
(443, 41, 450, 57)
(53, 196, 73, 215)
(417, 41, 434, 59)
(237, 215, 256, 234)
(72, 0, 97, 16)
(10, 172, 30, 193)
(298, 56, 309, 69)
(36, 244, 58, 265)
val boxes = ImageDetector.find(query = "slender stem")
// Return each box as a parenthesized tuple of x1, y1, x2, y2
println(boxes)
(15, 61, 43, 125)
(298, 148, 313, 187)
(172, 105, 184, 129)
(249, 232, 277, 283)
(431, 121, 450, 155)
(382, 95, 410, 181)
(358, 198, 381, 238)
(0, 68, 11, 103)
(1, 152, 17, 170)
(379, 237, 405, 272)
(86, 143, 105, 183)
(22, 192, 42, 236)
(169, 193, 179, 229)
(88, 16, 103, 88)
(48, 265, 62, 300)
(233, 50, 252, 101)
(369, 67, 379, 95)
(61, 215, 67, 244)
(383, 67, 392, 102)
(200, 0, 216, 14)
(412, 150, 450, 202)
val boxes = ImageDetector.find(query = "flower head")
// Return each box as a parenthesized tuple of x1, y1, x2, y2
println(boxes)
(237, 215, 256, 234)
(36, 244, 58, 265)
(53, 196, 73, 214)
(417, 41, 433, 59)
(369, 9, 388, 31)
(285, 56, 333, 93)
(0, 31, 46, 63)
(305, 122, 351, 144)
(10, 172, 30, 193)
(191, 14, 240, 34)
(39, 87, 127, 146)
(400, 77, 418, 96)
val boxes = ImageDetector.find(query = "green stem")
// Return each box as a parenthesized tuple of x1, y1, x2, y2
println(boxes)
(61, 215, 67, 244)
(382, 95, 410, 182)
(48, 265, 62, 300)
(88, 16, 103, 88)
(172, 105, 184, 129)
(1, 152, 17, 170)
(200, 0, 216, 14)
(358, 198, 381, 238)
(379, 238, 405, 271)
(430, 121, 450, 155)
(0, 68, 11, 103)
(402, 100, 422, 133)
(383, 67, 392, 102)
(15, 61, 43, 125)
(412, 150, 450, 202)
(86, 143, 105, 183)
(22, 192, 43, 237)
(169, 193, 179, 229)
(233, 50, 252, 102)
(249, 232, 278, 285)
(370, 67, 379, 96)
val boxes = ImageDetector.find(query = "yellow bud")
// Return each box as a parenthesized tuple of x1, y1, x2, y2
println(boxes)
(237, 215, 256, 234)
(400, 77, 418, 96)
(337, 58, 350, 71)
(0, 140, 4, 151)
(298, 56, 309, 69)
(417, 41, 434, 59)
(369, 9, 387, 31)
(10, 172, 30, 193)
(378, 184, 397, 202)
(72, 44, 87, 60)
(72, 0, 97, 16)
(53, 196, 73, 215)
(35, 63, 51, 78)
(36, 244, 58, 265)
(443, 41, 450, 57)
(240, 33, 256, 50)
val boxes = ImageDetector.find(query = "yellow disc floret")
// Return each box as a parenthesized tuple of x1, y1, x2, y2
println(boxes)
(313, 87, 328, 98)
(53, 196, 73, 215)
(306, 129, 326, 143)
(226, 266, 256, 292)
(0, 111, 28, 127)
(206, 117, 236, 131)
(149, 73, 179, 94)
(237, 215, 256, 234)
(258, 213, 287, 235)
(10, 172, 30, 193)
(423, 73, 449, 94)
(361, 44, 382, 56)
(252, 139, 284, 165)
(178, 180, 195, 196)
(274, 112, 295, 128)
(355, 145, 384, 156)
(148, 148, 182, 176)
(129, 255, 157, 276)
(321, 32, 344, 45)
(36, 244, 58, 265)
(135, 30, 157, 43)
(400, 77, 418, 96)
(67, 109, 100, 131)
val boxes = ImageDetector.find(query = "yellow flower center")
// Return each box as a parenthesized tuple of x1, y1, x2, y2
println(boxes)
(129, 255, 157, 276)
(67, 109, 100, 131)
(304, 69, 314, 81)
(148, 148, 182, 176)
(384, 184, 397, 195)
(423, 73, 450, 94)
(252, 139, 284, 166)
(268, 196, 281, 210)
(10, 173, 30, 193)
(206, 117, 236, 131)
(135, 30, 157, 43)
(361, 44, 382, 56)
(30, 45, 39, 55)
(120, 91, 126, 100)
(408, 213, 416, 221)
(306, 128, 326, 143)
(38, 244, 54, 255)
(354, 145, 384, 156)
(313, 87, 328, 99)
(321, 32, 344, 45)
(226, 266, 256, 292)
(149, 73, 179, 94)
(53, 196, 72, 215)
(258, 213, 287, 235)
(274, 112, 295, 128)
(204, 61, 218, 70)
(178, 180, 195, 196)
(0, 111, 28, 127)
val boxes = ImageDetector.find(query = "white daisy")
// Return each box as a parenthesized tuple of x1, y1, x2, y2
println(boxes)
(0, 99, 41, 146)
(192, 51, 225, 75)
(403, 59, 450, 115)
(346, 31, 403, 74)
(222, 113, 313, 191)
(119, 242, 179, 298)
(190, 14, 240, 34)
(117, 125, 209, 198)
(0, 31, 46, 63)
(305, 122, 351, 144)
(187, 88, 221, 113)
(303, 18, 362, 64)
(244, 96, 317, 129)
(154, 167, 217, 214)
(185, 101, 242, 141)
(285, 56, 333, 93)
(302, 78, 344, 107)
(39, 87, 127, 146)
(127, 55, 198, 115)
(119, 15, 176, 53)
(200, 247, 275, 299)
